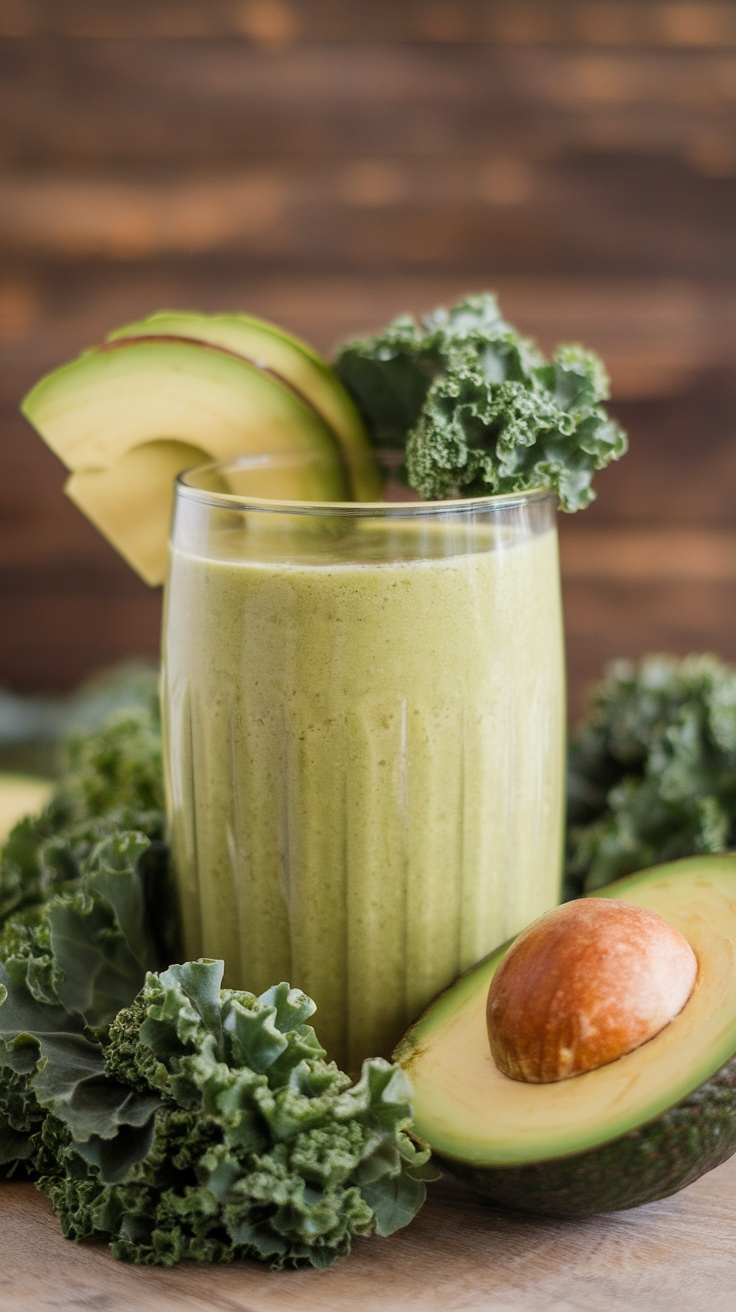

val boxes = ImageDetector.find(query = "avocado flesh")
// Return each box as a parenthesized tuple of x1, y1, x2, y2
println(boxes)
(108, 311, 382, 502)
(21, 337, 349, 585)
(397, 855, 736, 1213)
(0, 774, 53, 845)
(67, 440, 213, 587)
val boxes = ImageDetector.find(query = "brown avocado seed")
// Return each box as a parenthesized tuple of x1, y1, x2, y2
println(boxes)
(486, 898, 698, 1083)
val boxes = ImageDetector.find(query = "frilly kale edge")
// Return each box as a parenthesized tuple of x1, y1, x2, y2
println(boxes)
(567, 653, 736, 896)
(2, 952, 434, 1269)
(0, 701, 166, 926)
(335, 292, 627, 509)
(0, 829, 166, 1175)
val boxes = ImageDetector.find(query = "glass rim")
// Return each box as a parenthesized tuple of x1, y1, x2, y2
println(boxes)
(175, 456, 557, 518)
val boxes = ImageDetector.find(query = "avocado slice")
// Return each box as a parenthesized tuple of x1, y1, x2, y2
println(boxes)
(21, 336, 350, 585)
(0, 774, 53, 845)
(108, 311, 382, 502)
(396, 854, 736, 1213)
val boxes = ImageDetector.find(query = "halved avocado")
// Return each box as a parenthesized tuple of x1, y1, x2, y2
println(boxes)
(21, 336, 349, 585)
(108, 311, 381, 502)
(0, 774, 53, 845)
(396, 854, 736, 1213)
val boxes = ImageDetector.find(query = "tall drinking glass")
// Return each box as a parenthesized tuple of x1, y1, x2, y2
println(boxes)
(162, 455, 565, 1074)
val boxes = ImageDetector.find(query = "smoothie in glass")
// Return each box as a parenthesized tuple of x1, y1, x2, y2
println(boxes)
(163, 463, 565, 1073)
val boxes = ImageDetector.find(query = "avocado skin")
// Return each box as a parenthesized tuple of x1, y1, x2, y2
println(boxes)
(436, 1051, 736, 1214)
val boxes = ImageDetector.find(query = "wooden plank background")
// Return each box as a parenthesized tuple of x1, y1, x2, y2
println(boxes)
(1, 1, 736, 717)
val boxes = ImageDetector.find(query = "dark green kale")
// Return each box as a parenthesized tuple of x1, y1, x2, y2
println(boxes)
(0, 831, 164, 1173)
(5, 956, 432, 1269)
(567, 654, 736, 896)
(0, 688, 173, 1179)
(0, 706, 165, 926)
(335, 293, 627, 509)
(53, 962, 433, 1269)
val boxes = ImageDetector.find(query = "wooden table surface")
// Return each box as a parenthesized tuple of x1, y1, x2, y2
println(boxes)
(3, 1158, 736, 1312)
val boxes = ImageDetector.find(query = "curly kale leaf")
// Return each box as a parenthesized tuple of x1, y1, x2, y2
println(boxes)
(1, 832, 158, 1028)
(0, 955, 159, 1176)
(335, 293, 627, 509)
(0, 693, 174, 1182)
(0, 706, 165, 927)
(0, 831, 166, 1172)
(63, 703, 163, 820)
(36, 961, 434, 1270)
(0, 1039, 47, 1166)
(566, 654, 736, 896)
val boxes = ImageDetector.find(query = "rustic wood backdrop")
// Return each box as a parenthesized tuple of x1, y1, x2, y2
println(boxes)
(1, 1, 735, 717)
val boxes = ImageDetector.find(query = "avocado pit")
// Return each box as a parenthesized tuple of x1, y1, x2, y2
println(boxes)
(486, 898, 698, 1083)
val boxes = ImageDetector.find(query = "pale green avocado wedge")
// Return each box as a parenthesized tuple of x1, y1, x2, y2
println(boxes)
(21, 336, 350, 585)
(0, 773, 53, 844)
(108, 311, 382, 502)
(395, 854, 736, 1214)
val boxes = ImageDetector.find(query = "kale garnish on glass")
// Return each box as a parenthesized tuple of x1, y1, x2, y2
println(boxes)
(335, 293, 627, 508)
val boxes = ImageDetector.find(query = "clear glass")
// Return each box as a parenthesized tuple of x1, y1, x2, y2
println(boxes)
(162, 454, 566, 1073)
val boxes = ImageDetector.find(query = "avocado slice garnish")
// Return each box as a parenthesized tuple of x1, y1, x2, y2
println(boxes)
(395, 854, 736, 1213)
(21, 335, 352, 586)
(107, 310, 382, 503)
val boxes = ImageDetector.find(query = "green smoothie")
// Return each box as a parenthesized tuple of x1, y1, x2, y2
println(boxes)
(163, 511, 565, 1073)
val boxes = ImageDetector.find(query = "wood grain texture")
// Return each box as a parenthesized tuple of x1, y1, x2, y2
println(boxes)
(2, 1162, 736, 1312)
(3, 40, 736, 169)
(1, 159, 734, 281)
(2, 1, 736, 46)
(3, 268, 735, 399)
